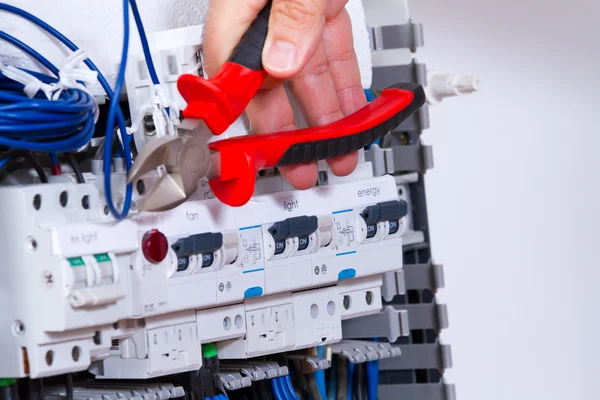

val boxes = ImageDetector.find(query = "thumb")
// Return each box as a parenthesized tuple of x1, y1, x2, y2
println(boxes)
(203, 0, 269, 77)
(263, 0, 327, 78)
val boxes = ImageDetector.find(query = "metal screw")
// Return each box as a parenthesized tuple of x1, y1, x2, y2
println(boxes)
(365, 291, 373, 305)
(26, 237, 37, 252)
(343, 295, 351, 310)
(42, 271, 54, 288)
(12, 320, 25, 336)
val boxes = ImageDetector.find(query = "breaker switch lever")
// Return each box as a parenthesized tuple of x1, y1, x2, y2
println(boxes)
(268, 216, 318, 242)
(171, 232, 223, 258)
(361, 200, 408, 225)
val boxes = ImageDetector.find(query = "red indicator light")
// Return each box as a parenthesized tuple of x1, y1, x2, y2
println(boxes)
(142, 229, 168, 264)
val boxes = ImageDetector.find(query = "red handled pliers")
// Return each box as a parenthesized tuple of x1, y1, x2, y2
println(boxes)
(127, 2, 426, 211)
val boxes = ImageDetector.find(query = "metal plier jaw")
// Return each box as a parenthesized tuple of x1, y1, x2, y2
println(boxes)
(126, 120, 215, 212)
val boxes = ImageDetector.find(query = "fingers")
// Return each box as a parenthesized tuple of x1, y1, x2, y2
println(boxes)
(289, 43, 344, 126)
(245, 87, 319, 189)
(326, 0, 350, 19)
(204, 0, 361, 185)
(288, 9, 360, 177)
(203, 0, 268, 76)
(318, 7, 364, 176)
(263, 0, 328, 78)
(323, 8, 366, 116)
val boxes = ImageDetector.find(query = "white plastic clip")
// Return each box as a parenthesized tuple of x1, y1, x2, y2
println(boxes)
(0, 63, 55, 99)
(128, 84, 180, 139)
(0, 50, 100, 123)
(54, 49, 100, 122)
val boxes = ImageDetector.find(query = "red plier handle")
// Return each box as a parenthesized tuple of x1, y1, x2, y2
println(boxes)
(209, 83, 426, 206)
(177, 2, 272, 135)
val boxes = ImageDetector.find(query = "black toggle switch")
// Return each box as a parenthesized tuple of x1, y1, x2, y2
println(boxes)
(268, 216, 318, 242)
(378, 200, 408, 222)
(172, 232, 223, 258)
(269, 216, 318, 254)
(361, 200, 408, 226)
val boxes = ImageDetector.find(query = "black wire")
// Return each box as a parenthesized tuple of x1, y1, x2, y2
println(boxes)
(65, 374, 73, 400)
(306, 375, 322, 400)
(0, 150, 48, 183)
(93, 119, 133, 160)
(256, 381, 272, 400)
(250, 383, 260, 400)
(353, 364, 365, 400)
(64, 153, 85, 183)
(0, 382, 18, 400)
(27, 378, 43, 400)
(336, 357, 347, 400)
(288, 359, 310, 400)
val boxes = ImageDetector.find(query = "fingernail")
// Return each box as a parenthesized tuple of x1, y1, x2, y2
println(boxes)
(264, 40, 299, 73)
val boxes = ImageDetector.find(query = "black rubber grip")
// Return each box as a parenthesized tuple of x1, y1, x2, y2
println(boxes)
(276, 83, 425, 167)
(229, 2, 272, 71)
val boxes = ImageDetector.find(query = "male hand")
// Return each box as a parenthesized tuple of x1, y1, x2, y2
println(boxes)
(203, 0, 365, 189)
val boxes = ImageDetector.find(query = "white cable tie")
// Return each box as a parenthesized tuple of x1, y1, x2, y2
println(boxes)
(153, 103, 168, 138)
(129, 84, 180, 139)
(55, 50, 100, 123)
(168, 100, 181, 128)
(154, 85, 181, 135)
(0, 63, 55, 99)
(129, 99, 154, 135)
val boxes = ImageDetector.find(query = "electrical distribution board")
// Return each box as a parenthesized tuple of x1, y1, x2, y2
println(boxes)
(0, 0, 477, 399)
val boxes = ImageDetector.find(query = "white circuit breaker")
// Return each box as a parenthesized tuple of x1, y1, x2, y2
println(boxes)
(0, 162, 409, 379)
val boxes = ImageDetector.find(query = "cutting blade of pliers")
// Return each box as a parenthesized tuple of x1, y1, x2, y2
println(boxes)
(126, 121, 219, 212)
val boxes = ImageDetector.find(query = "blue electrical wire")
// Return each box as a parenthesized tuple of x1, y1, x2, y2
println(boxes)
(128, 0, 160, 85)
(0, 3, 133, 219)
(271, 378, 285, 400)
(315, 346, 327, 400)
(366, 360, 379, 400)
(367, 364, 378, 400)
(277, 377, 290, 400)
(0, 31, 59, 75)
(102, 0, 133, 219)
(365, 338, 379, 400)
(346, 362, 355, 400)
(282, 376, 299, 400)
(128, 0, 171, 117)
(0, 63, 96, 152)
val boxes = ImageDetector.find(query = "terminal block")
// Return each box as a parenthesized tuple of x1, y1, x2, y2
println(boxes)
(331, 340, 401, 364)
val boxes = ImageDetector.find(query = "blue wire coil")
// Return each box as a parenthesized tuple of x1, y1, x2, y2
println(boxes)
(0, 2, 141, 219)
(0, 68, 96, 153)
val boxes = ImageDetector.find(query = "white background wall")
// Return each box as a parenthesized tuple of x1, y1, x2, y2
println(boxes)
(408, 0, 600, 399)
